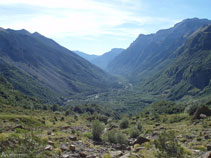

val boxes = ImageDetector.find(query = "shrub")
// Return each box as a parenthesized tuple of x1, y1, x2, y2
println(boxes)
(98, 115, 108, 124)
(83, 132, 92, 139)
(65, 111, 70, 116)
(116, 132, 128, 145)
(120, 118, 129, 129)
(154, 131, 187, 158)
(137, 121, 142, 132)
(107, 129, 128, 145)
(146, 101, 185, 114)
(51, 104, 59, 112)
(92, 120, 104, 141)
(107, 129, 117, 144)
(129, 127, 140, 138)
(186, 104, 200, 115)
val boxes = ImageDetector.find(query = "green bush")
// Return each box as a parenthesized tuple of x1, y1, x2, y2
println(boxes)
(92, 120, 104, 141)
(129, 127, 140, 138)
(154, 131, 187, 158)
(146, 101, 185, 114)
(116, 132, 128, 145)
(120, 118, 129, 129)
(137, 121, 142, 132)
(83, 132, 92, 139)
(107, 129, 128, 145)
(107, 129, 117, 144)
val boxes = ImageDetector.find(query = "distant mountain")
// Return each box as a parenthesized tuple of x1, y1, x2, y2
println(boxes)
(74, 48, 124, 71)
(0, 28, 114, 103)
(74, 51, 98, 62)
(142, 25, 211, 100)
(92, 48, 124, 70)
(108, 18, 211, 82)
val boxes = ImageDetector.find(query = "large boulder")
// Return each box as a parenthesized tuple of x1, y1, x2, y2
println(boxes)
(202, 151, 211, 158)
(193, 106, 211, 119)
(130, 136, 150, 146)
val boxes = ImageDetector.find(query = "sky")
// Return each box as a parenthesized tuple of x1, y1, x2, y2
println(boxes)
(0, 0, 211, 55)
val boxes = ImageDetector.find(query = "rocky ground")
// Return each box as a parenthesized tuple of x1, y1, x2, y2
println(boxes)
(0, 105, 211, 158)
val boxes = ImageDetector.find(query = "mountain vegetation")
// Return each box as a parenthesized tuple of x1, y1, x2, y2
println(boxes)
(142, 25, 211, 100)
(0, 28, 116, 103)
(108, 18, 211, 82)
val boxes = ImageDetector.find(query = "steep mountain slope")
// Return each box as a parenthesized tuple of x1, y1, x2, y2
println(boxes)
(0, 28, 114, 102)
(142, 25, 211, 100)
(74, 50, 98, 62)
(92, 48, 124, 70)
(0, 73, 43, 108)
(108, 18, 211, 82)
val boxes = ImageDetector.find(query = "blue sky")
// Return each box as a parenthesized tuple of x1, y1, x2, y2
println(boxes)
(0, 0, 211, 55)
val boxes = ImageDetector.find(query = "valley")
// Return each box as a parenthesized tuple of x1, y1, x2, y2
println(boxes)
(0, 17, 211, 158)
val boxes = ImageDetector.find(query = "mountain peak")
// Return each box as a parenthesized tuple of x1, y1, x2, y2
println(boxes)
(33, 31, 42, 36)
(174, 18, 210, 28)
(17, 29, 31, 34)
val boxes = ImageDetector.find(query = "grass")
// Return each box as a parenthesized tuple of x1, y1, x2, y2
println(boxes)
(0, 101, 210, 158)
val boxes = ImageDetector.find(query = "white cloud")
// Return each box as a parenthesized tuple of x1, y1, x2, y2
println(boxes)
(0, 0, 178, 54)
(1, 0, 144, 38)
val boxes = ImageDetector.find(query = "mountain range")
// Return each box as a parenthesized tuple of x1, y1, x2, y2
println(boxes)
(107, 18, 211, 101)
(142, 24, 211, 100)
(0, 28, 115, 103)
(74, 51, 98, 62)
(108, 18, 211, 82)
(0, 18, 211, 107)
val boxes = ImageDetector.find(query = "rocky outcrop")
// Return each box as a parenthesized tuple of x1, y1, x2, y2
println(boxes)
(130, 136, 150, 146)
(193, 106, 211, 119)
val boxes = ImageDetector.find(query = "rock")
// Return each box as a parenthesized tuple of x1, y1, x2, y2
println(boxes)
(60, 144, 68, 151)
(193, 106, 211, 119)
(135, 147, 144, 152)
(202, 151, 211, 158)
(47, 131, 52, 135)
(107, 125, 118, 131)
(207, 145, 211, 151)
(132, 136, 150, 145)
(159, 126, 165, 130)
(87, 155, 97, 158)
(69, 144, 76, 151)
(48, 141, 54, 146)
(79, 152, 87, 158)
(186, 135, 194, 139)
(45, 145, 53, 151)
(130, 153, 139, 158)
(110, 151, 123, 158)
(14, 125, 24, 130)
(114, 144, 129, 151)
(205, 135, 210, 139)
(200, 114, 207, 118)
(128, 138, 136, 145)
(62, 154, 70, 158)
(120, 153, 130, 158)
(62, 126, 72, 130)
(69, 136, 77, 141)
(155, 123, 160, 126)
